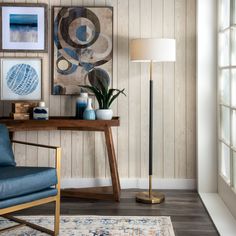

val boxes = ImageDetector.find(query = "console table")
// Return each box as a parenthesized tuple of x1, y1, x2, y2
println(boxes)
(0, 117, 121, 202)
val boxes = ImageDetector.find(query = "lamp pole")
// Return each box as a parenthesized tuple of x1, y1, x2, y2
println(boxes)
(149, 61, 153, 198)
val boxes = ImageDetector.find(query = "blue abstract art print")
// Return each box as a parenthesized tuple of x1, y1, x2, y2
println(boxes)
(0, 58, 41, 101)
(52, 7, 113, 95)
(10, 14, 38, 43)
(0, 4, 47, 51)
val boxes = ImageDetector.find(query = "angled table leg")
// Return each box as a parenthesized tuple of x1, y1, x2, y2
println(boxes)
(61, 126, 121, 202)
(104, 126, 121, 201)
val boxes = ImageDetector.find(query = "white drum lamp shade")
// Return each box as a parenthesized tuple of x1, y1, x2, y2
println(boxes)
(130, 38, 176, 62)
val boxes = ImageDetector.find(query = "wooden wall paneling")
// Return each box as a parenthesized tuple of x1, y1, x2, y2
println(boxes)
(70, 0, 83, 115)
(94, 0, 107, 178)
(163, 0, 175, 178)
(37, 19, 50, 169)
(82, 0, 95, 178)
(2, 52, 14, 117)
(10, 0, 27, 165)
(14, 132, 27, 166)
(128, 0, 141, 178)
(12, 29, 26, 167)
(10, 0, 27, 166)
(105, 0, 118, 178)
(26, 131, 38, 166)
(175, 0, 187, 178)
(140, 0, 152, 178)
(60, 0, 72, 117)
(186, 0, 196, 179)
(152, 0, 164, 178)
(83, 131, 95, 177)
(71, 130, 83, 177)
(49, 0, 61, 116)
(25, 0, 39, 167)
(117, 0, 129, 178)
(38, 131, 50, 167)
(48, 0, 61, 168)
(71, 0, 83, 178)
(0, 0, 197, 181)
(61, 130, 72, 177)
(72, 0, 82, 6)
(38, 54, 50, 166)
(59, 0, 73, 178)
(49, 131, 61, 168)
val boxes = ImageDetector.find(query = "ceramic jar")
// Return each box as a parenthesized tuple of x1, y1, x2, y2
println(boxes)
(33, 101, 49, 120)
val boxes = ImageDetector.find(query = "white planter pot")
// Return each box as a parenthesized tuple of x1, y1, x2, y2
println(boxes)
(96, 109, 113, 120)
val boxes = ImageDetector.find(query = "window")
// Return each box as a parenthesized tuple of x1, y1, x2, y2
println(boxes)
(219, 0, 236, 190)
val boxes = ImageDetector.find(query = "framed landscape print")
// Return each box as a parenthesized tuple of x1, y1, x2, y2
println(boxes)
(52, 6, 113, 95)
(0, 58, 42, 101)
(0, 3, 48, 52)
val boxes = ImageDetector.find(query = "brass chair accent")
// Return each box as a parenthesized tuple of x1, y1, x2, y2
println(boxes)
(0, 140, 61, 236)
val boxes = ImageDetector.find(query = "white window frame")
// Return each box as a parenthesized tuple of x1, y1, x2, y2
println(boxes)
(218, 0, 236, 217)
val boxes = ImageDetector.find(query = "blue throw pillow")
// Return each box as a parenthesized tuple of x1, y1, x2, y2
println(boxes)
(0, 124, 16, 166)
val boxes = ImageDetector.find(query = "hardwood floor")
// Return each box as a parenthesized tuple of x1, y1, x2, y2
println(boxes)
(16, 190, 219, 236)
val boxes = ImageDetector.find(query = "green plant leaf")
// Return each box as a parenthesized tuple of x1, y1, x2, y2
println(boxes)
(88, 68, 110, 90)
(80, 85, 103, 108)
(97, 79, 109, 108)
(108, 88, 126, 107)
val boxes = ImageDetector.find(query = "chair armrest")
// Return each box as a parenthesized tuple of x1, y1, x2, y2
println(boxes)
(12, 140, 61, 191)
(11, 140, 59, 150)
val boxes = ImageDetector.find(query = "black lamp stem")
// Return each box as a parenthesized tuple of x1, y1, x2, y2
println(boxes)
(149, 61, 153, 197)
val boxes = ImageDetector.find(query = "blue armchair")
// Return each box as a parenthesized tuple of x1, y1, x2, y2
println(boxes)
(0, 124, 61, 235)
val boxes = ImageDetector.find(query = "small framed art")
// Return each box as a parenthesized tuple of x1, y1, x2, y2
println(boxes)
(0, 3, 48, 52)
(0, 58, 42, 101)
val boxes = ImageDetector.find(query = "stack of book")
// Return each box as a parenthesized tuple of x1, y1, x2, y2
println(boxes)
(10, 102, 37, 120)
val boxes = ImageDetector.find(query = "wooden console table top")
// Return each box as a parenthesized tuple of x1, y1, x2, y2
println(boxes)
(0, 116, 121, 202)
(0, 116, 120, 132)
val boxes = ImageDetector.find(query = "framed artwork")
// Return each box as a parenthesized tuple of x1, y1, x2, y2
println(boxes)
(0, 3, 48, 52)
(0, 58, 42, 101)
(52, 6, 113, 95)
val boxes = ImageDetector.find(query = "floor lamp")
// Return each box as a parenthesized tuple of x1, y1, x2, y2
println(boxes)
(130, 38, 176, 204)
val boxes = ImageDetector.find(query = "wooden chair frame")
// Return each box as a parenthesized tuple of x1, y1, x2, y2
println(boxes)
(0, 141, 61, 236)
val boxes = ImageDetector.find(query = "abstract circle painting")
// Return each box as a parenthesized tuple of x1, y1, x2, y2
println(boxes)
(52, 7, 113, 95)
(0, 58, 41, 101)
(6, 64, 39, 95)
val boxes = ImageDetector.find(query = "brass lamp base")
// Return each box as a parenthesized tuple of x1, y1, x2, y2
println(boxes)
(136, 191, 165, 204)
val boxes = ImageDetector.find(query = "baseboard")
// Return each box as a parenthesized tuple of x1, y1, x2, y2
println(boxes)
(61, 178, 196, 190)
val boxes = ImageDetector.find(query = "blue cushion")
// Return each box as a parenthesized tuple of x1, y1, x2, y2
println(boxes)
(0, 188, 57, 209)
(0, 166, 57, 200)
(0, 124, 15, 167)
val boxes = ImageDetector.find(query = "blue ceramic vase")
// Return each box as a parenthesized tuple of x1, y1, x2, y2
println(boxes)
(76, 92, 88, 119)
(83, 98, 96, 120)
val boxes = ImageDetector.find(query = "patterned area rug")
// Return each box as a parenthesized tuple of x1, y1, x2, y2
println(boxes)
(0, 215, 175, 236)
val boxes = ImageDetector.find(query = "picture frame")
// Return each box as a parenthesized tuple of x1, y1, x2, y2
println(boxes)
(0, 3, 48, 52)
(0, 58, 42, 101)
(52, 6, 113, 95)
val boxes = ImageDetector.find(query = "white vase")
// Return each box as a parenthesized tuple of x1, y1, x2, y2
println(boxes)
(96, 109, 113, 120)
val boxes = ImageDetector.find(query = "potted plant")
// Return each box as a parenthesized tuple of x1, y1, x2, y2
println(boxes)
(80, 73, 125, 120)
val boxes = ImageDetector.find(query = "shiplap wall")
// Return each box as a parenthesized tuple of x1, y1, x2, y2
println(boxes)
(0, 0, 196, 181)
